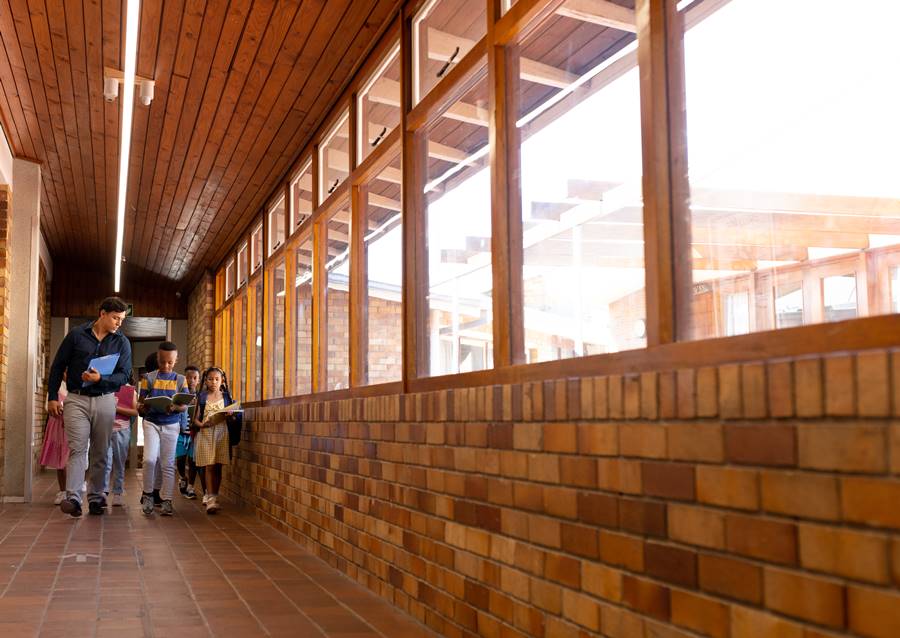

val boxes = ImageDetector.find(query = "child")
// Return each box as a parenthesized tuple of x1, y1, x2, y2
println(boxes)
(39, 373, 68, 504)
(192, 367, 236, 514)
(104, 374, 137, 506)
(138, 342, 188, 516)
(175, 365, 200, 499)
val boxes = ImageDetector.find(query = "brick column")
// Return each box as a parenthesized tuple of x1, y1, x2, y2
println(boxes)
(188, 271, 214, 370)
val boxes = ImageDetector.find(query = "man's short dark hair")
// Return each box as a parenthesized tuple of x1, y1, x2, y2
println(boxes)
(185, 365, 200, 373)
(158, 341, 178, 352)
(99, 296, 129, 314)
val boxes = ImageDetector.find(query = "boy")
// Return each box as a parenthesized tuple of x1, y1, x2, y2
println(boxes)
(138, 342, 188, 516)
(175, 365, 201, 499)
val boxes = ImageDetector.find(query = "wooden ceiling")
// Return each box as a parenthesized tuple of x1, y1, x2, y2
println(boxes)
(0, 0, 398, 293)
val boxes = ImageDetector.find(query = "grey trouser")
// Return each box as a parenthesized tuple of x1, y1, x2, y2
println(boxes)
(63, 392, 116, 505)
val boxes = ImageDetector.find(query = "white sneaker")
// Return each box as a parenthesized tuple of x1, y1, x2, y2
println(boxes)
(54, 490, 66, 505)
(202, 493, 210, 505)
(205, 496, 219, 514)
(112, 494, 123, 507)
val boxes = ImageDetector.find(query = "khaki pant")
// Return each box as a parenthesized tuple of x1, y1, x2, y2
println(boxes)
(63, 392, 116, 505)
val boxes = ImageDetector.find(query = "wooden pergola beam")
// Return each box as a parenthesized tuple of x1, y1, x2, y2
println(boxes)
(557, 0, 637, 32)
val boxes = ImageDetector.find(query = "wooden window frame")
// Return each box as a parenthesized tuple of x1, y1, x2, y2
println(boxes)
(210, 0, 900, 409)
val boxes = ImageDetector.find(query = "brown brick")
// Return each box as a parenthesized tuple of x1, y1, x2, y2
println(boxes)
(841, 477, 900, 529)
(891, 424, 900, 474)
(593, 376, 609, 419)
(624, 374, 641, 419)
(725, 514, 797, 565)
(577, 423, 617, 455)
(529, 516, 561, 549)
(642, 461, 695, 501)
(582, 561, 622, 602)
(760, 470, 841, 521)
(676, 368, 696, 419)
(597, 458, 642, 495)
(641, 371, 658, 419)
(857, 351, 890, 417)
(798, 422, 887, 473)
(764, 566, 845, 628)
(848, 585, 900, 638)
(543, 423, 577, 453)
(730, 606, 804, 638)
(530, 577, 562, 614)
(668, 503, 725, 549)
(542, 486, 578, 519)
(608, 375, 623, 418)
(699, 553, 762, 604)
(513, 423, 542, 450)
(659, 371, 677, 419)
(560, 523, 599, 559)
(795, 357, 824, 417)
(599, 530, 644, 572)
(580, 377, 595, 419)
(545, 552, 580, 589)
(767, 360, 794, 418)
(696, 465, 759, 511)
(799, 523, 889, 584)
(576, 491, 618, 528)
(603, 604, 647, 638)
(620, 423, 667, 458)
(718, 363, 742, 419)
(559, 456, 597, 488)
(696, 366, 718, 417)
(644, 542, 697, 588)
(622, 575, 670, 621)
(670, 590, 730, 638)
(892, 538, 900, 586)
(618, 498, 667, 538)
(562, 589, 600, 632)
(724, 423, 796, 466)
(668, 423, 724, 462)
(824, 354, 856, 416)
(740, 362, 767, 419)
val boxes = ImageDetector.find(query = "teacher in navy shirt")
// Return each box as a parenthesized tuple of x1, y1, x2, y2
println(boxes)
(47, 296, 132, 517)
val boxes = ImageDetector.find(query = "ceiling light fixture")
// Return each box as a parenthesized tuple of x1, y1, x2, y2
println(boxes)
(114, 0, 141, 292)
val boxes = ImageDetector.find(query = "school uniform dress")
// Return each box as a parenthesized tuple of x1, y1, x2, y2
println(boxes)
(193, 397, 230, 467)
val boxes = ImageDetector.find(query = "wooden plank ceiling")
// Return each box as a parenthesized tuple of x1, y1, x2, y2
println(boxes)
(0, 0, 398, 293)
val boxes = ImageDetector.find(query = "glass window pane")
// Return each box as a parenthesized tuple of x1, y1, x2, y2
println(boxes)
(424, 68, 492, 376)
(413, 0, 486, 104)
(326, 205, 350, 390)
(291, 159, 313, 232)
(268, 196, 286, 255)
(251, 223, 263, 273)
(319, 111, 350, 202)
(295, 236, 314, 395)
(240, 294, 247, 401)
(222, 306, 231, 387)
(254, 279, 263, 400)
(225, 260, 235, 299)
(268, 261, 286, 398)
(365, 153, 403, 385)
(724, 291, 750, 336)
(892, 267, 900, 313)
(680, 0, 900, 339)
(358, 45, 401, 164)
(515, 9, 643, 360)
(237, 243, 248, 287)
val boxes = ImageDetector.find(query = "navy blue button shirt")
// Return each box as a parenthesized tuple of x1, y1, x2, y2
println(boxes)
(48, 321, 133, 401)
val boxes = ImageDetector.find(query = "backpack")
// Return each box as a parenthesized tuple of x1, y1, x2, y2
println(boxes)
(197, 389, 243, 446)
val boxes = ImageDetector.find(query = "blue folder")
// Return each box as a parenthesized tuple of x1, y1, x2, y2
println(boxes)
(82, 353, 120, 386)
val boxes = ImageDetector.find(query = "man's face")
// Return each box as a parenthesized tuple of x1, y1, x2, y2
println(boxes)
(98, 310, 126, 333)
(185, 370, 200, 391)
(157, 349, 177, 374)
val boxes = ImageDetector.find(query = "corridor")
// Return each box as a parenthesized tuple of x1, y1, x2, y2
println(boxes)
(0, 472, 433, 638)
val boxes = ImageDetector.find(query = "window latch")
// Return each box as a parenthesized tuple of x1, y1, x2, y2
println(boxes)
(327, 179, 339, 195)
(370, 126, 387, 148)
(436, 46, 460, 79)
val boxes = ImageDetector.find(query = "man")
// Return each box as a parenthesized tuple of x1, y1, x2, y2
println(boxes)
(47, 297, 132, 517)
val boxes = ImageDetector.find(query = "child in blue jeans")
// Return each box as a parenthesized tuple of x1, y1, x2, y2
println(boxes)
(175, 365, 201, 499)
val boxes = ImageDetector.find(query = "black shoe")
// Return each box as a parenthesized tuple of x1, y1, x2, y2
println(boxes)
(88, 501, 105, 515)
(60, 498, 82, 517)
(152, 489, 162, 507)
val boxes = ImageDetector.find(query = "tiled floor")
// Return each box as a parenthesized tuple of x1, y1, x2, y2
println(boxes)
(0, 471, 435, 638)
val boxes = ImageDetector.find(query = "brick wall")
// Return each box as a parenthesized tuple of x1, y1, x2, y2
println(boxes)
(188, 271, 214, 370)
(0, 187, 10, 495)
(32, 259, 49, 472)
(224, 348, 900, 638)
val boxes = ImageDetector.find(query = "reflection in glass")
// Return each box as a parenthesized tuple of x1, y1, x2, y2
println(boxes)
(295, 237, 313, 395)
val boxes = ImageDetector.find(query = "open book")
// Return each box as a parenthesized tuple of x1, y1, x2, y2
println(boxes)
(141, 393, 196, 412)
(205, 402, 242, 426)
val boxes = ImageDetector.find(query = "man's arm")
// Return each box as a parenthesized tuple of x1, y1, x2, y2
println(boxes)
(98, 338, 132, 392)
(47, 332, 74, 402)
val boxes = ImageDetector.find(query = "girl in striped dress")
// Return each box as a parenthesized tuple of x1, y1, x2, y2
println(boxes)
(191, 367, 236, 514)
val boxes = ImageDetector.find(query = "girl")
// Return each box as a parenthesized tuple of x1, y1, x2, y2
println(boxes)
(104, 373, 137, 506)
(192, 367, 236, 514)
(39, 372, 68, 504)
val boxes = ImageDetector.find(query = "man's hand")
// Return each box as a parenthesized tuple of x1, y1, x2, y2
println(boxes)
(48, 400, 63, 417)
(81, 367, 101, 384)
